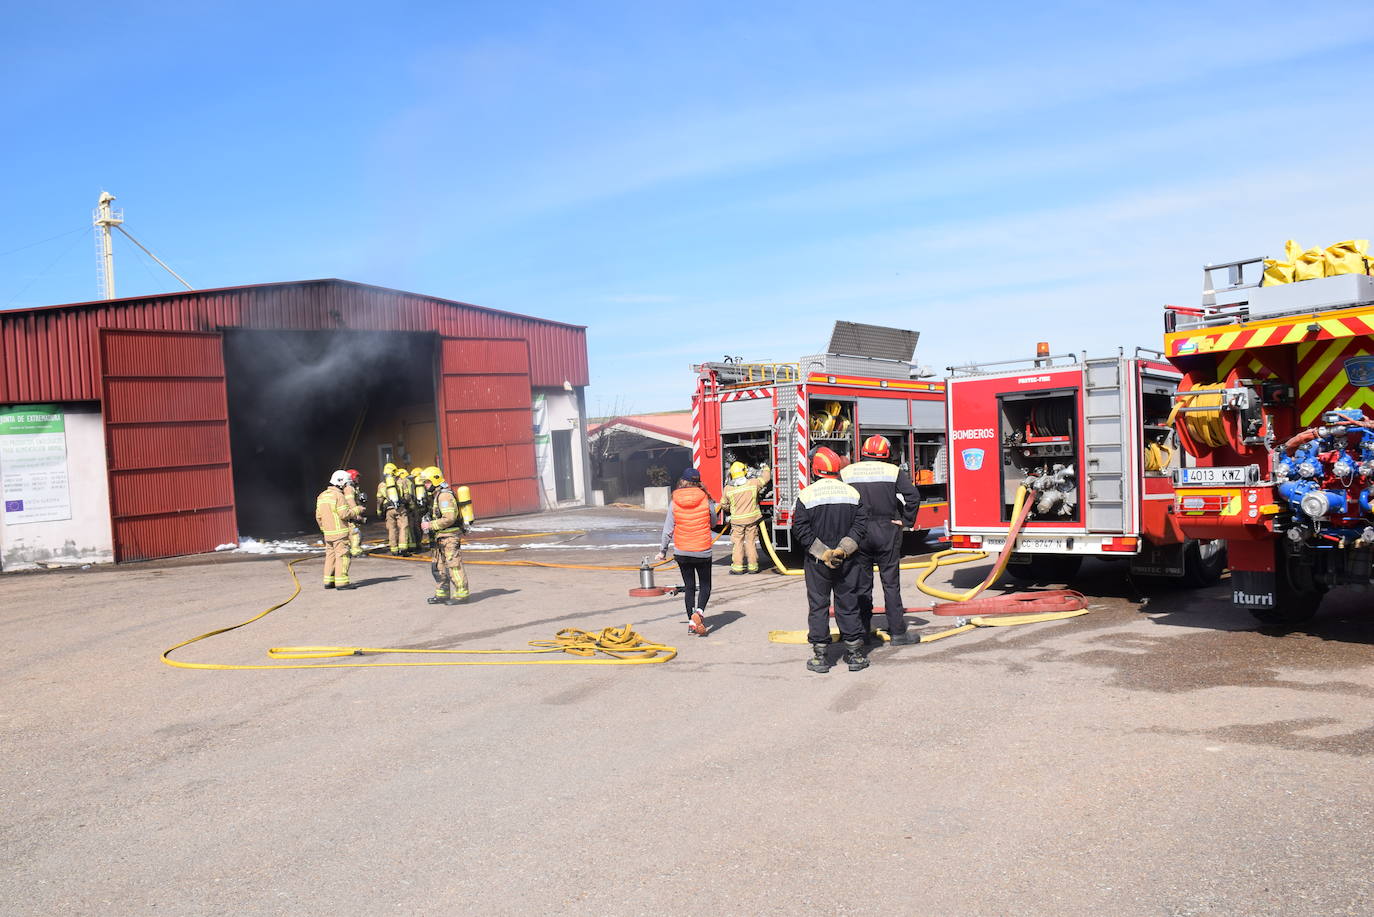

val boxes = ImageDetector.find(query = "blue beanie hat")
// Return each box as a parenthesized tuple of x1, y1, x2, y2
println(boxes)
(681, 468, 701, 482)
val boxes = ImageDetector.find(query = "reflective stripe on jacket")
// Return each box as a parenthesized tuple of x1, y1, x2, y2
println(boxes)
(316, 486, 352, 539)
(432, 487, 463, 535)
(840, 459, 921, 526)
(670, 486, 714, 554)
(723, 465, 771, 524)
(791, 478, 867, 552)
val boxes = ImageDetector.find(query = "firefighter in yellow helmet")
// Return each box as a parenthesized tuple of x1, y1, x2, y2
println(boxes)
(722, 460, 771, 574)
(395, 467, 415, 554)
(409, 466, 428, 547)
(376, 462, 406, 555)
(317, 469, 364, 589)
(420, 466, 471, 604)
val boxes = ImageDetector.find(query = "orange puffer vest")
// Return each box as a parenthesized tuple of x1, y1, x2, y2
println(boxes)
(672, 486, 713, 553)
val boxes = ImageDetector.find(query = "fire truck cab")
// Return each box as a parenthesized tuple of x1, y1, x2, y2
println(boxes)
(1165, 257, 1374, 625)
(944, 348, 1226, 585)
(691, 322, 949, 551)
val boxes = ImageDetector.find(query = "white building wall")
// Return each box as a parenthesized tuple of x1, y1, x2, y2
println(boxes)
(0, 403, 114, 571)
(532, 389, 587, 507)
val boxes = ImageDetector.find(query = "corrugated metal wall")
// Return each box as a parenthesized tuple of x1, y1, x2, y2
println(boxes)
(0, 280, 588, 403)
(100, 329, 237, 561)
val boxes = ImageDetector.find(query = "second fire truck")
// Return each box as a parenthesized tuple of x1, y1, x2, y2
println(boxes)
(691, 321, 949, 551)
(943, 345, 1226, 586)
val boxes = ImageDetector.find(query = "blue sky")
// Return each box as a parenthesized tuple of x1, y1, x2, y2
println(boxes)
(4, 1, 1374, 413)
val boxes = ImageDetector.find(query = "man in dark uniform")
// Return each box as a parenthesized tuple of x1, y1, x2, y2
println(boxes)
(792, 447, 870, 674)
(841, 434, 923, 645)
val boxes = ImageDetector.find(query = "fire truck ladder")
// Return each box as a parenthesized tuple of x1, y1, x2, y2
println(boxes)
(1083, 356, 1129, 533)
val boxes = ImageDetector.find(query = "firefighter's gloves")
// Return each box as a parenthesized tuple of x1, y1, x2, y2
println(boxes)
(818, 537, 860, 568)
(421, 519, 431, 532)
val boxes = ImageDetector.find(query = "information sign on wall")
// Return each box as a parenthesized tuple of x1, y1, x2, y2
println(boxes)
(0, 404, 72, 524)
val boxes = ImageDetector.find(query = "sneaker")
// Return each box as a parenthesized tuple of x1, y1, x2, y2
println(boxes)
(688, 611, 708, 636)
(888, 630, 921, 646)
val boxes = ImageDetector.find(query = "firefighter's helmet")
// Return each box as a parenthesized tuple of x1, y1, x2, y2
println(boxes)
(424, 466, 444, 485)
(346, 468, 360, 483)
(728, 461, 748, 480)
(396, 467, 409, 477)
(329, 469, 351, 487)
(861, 435, 890, 459)
(411, 467, 424, 479)
(383, 462, 397, 476)
(811, 447, 843, 479)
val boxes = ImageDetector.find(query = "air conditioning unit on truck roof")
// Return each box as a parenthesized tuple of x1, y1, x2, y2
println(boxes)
(1164, 248, 1374, 626)
(690, 321, 950, 551)
(943, 345, 1227, 587)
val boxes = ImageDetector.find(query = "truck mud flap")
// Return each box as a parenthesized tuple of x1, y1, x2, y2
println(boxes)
(1230, 569, 1277, 609)
(1130, 542, 1185, 577)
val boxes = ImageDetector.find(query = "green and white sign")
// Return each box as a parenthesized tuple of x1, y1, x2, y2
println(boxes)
(1, 404, 72, 524)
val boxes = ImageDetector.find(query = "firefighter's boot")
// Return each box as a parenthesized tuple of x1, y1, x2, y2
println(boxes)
(806, 643, 831, 674)
(844, 639, 870, 672)
(427, 592, 449, 605)
(889, 629, 921, 646)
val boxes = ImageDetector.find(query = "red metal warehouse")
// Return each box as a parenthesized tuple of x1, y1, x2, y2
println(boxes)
(0, 279, 589, 567)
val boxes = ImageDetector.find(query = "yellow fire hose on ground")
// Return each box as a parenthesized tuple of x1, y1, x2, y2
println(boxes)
(161, 556, 676, 671)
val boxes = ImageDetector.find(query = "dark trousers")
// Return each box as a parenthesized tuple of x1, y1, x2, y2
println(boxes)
(676, 554, 713, 616)
(805, 554, 863, 645)
(857, 522, 908, 635)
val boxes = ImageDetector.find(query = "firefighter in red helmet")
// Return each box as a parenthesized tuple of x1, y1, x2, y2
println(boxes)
(792, 446, 869, 673)
(841, 434, 923, 645)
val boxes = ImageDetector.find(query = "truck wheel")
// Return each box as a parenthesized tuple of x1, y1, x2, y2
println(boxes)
(1250, 556, 1323, 628)
(1182, 540, 1227, 587)
(1007, 554, 1082, 586)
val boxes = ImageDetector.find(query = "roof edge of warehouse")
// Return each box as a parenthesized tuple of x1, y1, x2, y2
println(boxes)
(2, 278, 588, 332)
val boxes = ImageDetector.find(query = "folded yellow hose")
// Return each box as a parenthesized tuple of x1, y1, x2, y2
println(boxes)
(161, 556, 676, 670)
(914, 486, 1031, 602)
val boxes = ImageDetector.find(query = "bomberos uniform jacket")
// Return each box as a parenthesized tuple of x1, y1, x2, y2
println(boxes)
(839, 459, 920, 530)
(791, 477, 867, 560)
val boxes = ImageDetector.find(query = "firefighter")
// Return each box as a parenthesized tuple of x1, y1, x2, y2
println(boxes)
(793, 447, 869, 673)
(343, 468, 366, 557)
(722, 461, 771, 574)
(317, 469, 364, 590)
(376, 462, 406, 555)
(395, 467, 416, 554)
(841, 434, 923, 645)
(410, 466, 429, 548)
(420, 466, 469, 605)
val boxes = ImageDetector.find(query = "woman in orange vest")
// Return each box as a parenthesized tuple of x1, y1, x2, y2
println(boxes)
(654, 468, 721, 637)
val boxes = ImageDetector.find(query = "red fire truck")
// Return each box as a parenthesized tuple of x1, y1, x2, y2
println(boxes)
(1164, 255, 1374, 625)
(690, 322, 949, 551)
(943, 347, 1226, 585)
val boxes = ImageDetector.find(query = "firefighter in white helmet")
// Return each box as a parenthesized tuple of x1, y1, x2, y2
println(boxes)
(722, 460, 771, 574)
(317, 469, 364, 590)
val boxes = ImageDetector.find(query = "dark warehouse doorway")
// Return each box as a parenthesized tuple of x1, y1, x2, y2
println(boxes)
(223, 329, 439, 537)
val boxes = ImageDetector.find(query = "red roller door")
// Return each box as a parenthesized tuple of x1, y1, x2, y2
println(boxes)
(100, 329, 237, 561)
(438, 338, 539, 517)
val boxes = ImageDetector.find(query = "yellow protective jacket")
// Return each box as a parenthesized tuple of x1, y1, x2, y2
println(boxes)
(316, 486, 357, 539)
(723, 465, 771, 524)
(432, 486, 464, 535)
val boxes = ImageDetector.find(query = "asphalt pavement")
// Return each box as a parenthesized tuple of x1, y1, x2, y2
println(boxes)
(4, 506, 1373, 916)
